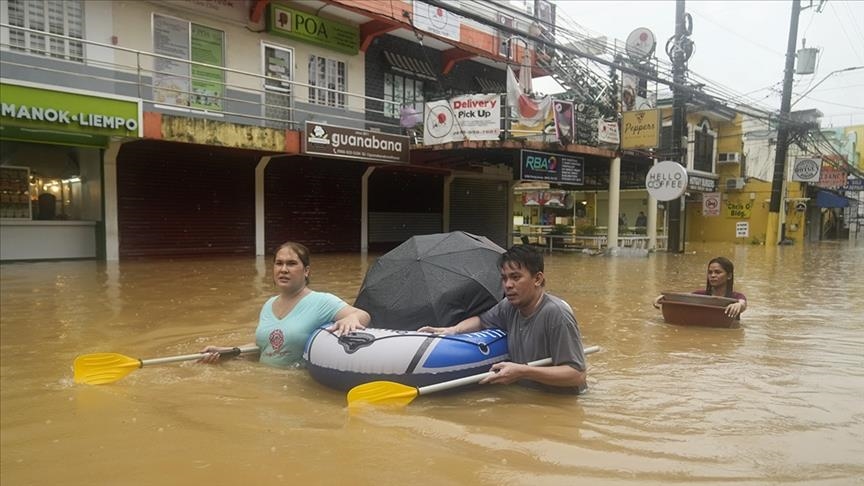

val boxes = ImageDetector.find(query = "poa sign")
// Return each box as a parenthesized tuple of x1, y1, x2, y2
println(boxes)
(645, 161, 688, 201)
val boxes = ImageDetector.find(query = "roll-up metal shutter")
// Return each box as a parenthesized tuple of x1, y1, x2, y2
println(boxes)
(367, 170, 444, 251)
(449, 178, 509, 249)
(116, 141, 258, 257)
(264, 156, 366, 253)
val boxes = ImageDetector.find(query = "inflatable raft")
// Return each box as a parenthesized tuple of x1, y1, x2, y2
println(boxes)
(303, 327, 509, 391)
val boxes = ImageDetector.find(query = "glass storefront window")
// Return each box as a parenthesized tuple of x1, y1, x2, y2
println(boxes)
(0, 141, 102, 221)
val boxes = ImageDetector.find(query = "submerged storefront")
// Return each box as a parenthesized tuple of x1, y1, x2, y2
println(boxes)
(0, 81, 141, 261)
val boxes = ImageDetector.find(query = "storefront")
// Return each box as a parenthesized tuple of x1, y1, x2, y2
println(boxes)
(0, 81, 141, 261)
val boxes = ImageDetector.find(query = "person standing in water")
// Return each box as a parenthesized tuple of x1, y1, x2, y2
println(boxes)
(653, 256, 747, 318)
(419, 245, 587, 392)
(199, 241, 370, 367)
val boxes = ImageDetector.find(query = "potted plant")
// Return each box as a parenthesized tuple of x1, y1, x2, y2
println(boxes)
(548, 224, 572, 248)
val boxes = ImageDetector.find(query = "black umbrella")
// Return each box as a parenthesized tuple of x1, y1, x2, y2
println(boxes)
(355, 231, 506, 331)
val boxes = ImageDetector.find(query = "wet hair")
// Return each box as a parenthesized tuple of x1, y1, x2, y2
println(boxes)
(705, 256, 735, 297)
(274, 241, 311, 284)
(499, 244, 545, 287)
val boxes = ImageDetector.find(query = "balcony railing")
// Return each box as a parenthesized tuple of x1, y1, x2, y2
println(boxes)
(1, 24, 605, 148)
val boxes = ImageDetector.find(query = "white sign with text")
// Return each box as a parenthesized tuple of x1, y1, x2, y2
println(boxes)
(645, 160, 688, 201)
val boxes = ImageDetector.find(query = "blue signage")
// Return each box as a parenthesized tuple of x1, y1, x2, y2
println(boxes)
(844, 178, 864, 191)
(519, 150, 584, 185)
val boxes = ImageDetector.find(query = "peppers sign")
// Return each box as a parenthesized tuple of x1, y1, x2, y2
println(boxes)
(645, 160, 688, 201)
(268, 4, 359, 54)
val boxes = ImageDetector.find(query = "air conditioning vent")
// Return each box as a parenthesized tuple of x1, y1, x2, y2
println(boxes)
(725, 177, 746, 190)
(718, 152, 741, 163)
(717, 152, 741, 164)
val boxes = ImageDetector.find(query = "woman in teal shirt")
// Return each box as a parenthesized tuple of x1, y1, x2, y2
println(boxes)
(200, 241, 370, 367)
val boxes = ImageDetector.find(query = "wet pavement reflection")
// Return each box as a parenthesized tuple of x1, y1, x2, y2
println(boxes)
(1, 242, 862, 484)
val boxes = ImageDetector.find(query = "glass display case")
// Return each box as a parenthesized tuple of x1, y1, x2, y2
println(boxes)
(0, 166, 32, 220)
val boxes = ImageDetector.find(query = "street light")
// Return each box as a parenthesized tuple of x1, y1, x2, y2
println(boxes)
(791, 66, 864, 107)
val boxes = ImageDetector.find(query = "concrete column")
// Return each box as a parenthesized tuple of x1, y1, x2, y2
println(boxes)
(102, 141, 123, 261)
(254, 156, 272, 256)
(607, 156, 621, 248)
(443, 175, 454, 232)
(361, 167, 376, 252)
(647, 158, 658, 250)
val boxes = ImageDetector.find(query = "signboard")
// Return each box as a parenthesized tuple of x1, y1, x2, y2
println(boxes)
(268, 4, 359, 54)
(702, 192, 721, 216)
(645, 160, 687, 201)
(817, 166, 847, 189)
(519, 150, 583, 185)
(845, 178, 864, 191)
(736, 221, 749, 238)
(422, 94, 501, 145)
(412, 0, 461, 41)
(153, 14, 191, 106)
(190, 24, 225, 110)
(303, 122, 409, 163)
(791, 157, 821, 182)
(597, 119, 620, 144)
(552, 100, 574, 144)
(1, 81, 142, 145)
(725, 199, 752, 219)
(686, 170, 719, 192)
(621, 109, 659, 149)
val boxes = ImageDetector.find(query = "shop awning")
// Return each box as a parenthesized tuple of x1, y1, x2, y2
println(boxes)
(383, 51, 437, 81)
(814, 189, 857, 208)
(475, 77, 505, 93)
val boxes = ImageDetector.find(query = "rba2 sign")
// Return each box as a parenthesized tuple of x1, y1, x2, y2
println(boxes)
(303, 122, 410, 163)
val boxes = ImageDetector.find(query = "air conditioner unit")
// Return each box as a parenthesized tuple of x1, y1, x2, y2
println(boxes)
(718, 152, 741, 163)
(725, 177, 746, 190)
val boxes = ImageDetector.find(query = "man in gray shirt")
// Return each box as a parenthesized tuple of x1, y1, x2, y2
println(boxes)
(419, 245, 587, 392)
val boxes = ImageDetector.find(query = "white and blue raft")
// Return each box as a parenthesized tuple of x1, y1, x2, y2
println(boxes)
(303, 327, 508, 391)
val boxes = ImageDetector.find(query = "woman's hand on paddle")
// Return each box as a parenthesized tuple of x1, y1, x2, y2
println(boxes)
(198, 346, 233, 364)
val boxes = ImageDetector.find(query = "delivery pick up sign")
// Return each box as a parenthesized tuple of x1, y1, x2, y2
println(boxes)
(645, 161, 688, 201)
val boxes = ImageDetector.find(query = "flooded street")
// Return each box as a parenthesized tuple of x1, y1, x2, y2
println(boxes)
(1, 242, 863, 485)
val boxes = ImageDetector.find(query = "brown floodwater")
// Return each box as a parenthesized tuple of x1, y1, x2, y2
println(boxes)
(1, 242, 862, 485)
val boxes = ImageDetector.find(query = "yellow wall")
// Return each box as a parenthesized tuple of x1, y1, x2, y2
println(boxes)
(844, 125, 863, 169)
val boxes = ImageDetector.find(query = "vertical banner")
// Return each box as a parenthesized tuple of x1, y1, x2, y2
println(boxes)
(552, 100, 574, 144)
(153, 14, 191, 106)
(702, 192, 721, 216)
(506, 66, 552, 137)
(190, 24, 224, 110)
(736, 221, 749, 238)
(597, 119, 620, 145)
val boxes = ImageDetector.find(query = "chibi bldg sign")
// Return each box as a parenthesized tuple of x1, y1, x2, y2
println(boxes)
(303, 122, 409, 163)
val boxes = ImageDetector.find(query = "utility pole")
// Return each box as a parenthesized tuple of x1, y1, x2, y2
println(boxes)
(667, 0, 689, 253)
(766, 0, 801, 247)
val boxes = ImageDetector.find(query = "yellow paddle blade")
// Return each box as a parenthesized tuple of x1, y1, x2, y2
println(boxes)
(347, 381, 420, 408)
(73, 353, 142, 385)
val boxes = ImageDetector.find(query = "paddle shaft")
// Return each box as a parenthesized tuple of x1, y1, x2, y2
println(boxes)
(417, 344, 600, 396)
(141, 345, 259, 367)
